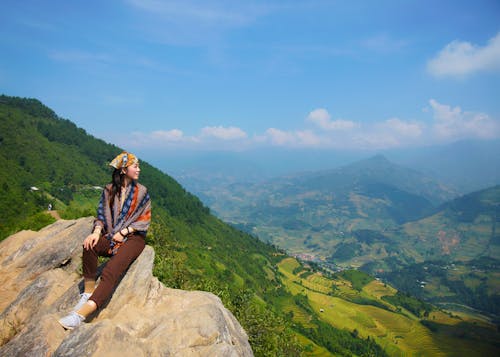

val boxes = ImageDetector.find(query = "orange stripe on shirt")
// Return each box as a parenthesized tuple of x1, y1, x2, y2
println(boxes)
(126, 186, 140, 219)
(136, 209, 151, 222)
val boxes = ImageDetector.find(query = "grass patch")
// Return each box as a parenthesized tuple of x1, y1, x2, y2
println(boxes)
(337, 270, 374, 291)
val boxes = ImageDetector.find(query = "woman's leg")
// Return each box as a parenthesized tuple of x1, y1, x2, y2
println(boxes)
(87, 234, 146, 308)
(82, 234, 112, 293)
(60, 234, 145, 329)
(59, 235, 112, 329)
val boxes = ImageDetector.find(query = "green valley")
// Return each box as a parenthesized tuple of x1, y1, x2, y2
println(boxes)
(178, 142, 500, 323)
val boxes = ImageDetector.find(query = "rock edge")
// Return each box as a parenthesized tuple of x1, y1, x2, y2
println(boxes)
(0, 217, 253, 356)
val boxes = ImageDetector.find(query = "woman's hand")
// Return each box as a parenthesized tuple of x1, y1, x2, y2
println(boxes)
(112, 230, 126, 242)
(83, 232, 100, 250)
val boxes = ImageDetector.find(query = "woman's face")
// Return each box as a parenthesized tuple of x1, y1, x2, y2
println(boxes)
(123, 162, 140, 181)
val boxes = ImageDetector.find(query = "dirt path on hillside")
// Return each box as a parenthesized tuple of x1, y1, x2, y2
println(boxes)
(47, 210, 61, 220)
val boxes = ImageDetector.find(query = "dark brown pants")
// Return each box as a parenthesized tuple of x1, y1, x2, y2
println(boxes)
(82, 233, 145, 308)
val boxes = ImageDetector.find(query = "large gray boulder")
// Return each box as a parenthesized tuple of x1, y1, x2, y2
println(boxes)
(0, 217, 253, 356)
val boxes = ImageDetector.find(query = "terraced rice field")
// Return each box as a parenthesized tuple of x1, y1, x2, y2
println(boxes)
(363, 280, 397, 299)
(277, 256, 500, 356)
(275, 296, 315, 327)
(307, 291, 444, 356)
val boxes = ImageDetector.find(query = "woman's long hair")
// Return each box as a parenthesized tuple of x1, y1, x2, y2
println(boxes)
(109, 168, 126, 207)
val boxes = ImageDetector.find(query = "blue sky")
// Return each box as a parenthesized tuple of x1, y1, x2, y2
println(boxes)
(1, 0, 499, 157)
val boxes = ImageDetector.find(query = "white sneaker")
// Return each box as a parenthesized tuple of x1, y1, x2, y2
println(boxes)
(72, 292, 92, 312)
(58, 311, 85, 330)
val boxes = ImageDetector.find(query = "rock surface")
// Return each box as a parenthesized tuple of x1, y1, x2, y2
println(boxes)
(0, 217, 253, 356)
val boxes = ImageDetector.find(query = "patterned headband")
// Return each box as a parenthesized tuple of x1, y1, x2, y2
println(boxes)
(109, 151, 139, 169)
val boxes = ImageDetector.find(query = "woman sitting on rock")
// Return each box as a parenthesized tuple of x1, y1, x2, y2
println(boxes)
(59, 151, 151, 329)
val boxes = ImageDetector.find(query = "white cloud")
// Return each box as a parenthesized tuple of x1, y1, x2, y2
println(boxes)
(307, 108, 358, 131)
(126, 126, 247, 149)
(264, 128, 326, 148)
(295, 130, 324, 147)
(125, 101, 499, 151)
(264, 128, 296, 146)
(429, 99, 499, 140)
(129, 129, 190, 147)
(150, 129, 185, 142)
(382, 118, 424, 138)
(428, 99, 461, 122)
(427, 32, 500, 77)
(201, 126, 247, 140)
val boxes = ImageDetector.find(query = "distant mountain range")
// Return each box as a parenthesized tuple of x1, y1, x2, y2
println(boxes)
(165, 138, 500, 199)
(193, 154, 459, 245)
(272, 153, 458, 204)
(181, 152, 500, 317)
(389, 139, 500, 194)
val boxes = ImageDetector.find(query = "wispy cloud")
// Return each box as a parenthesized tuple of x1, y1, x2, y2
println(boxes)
(250, 117, 424, 150)
(122, 101, 499, 151)
(48, 48, 193, 78)
(126, 0, 259, 27)
(361, 33, 408, 53)
(48, 50, 112, 64)
(427, 32, 500, 77)
(17, 18, 58, 32)
(125, 0, 272, 46)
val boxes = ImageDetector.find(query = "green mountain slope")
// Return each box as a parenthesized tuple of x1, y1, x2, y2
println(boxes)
(362, 185, 500, 317)
(438, 184, 500, 224)
(0, 95, 208, 234)
(401, 184, 500, 260)
(1, 94, 398, 356)
(347, 184, 500, 279)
